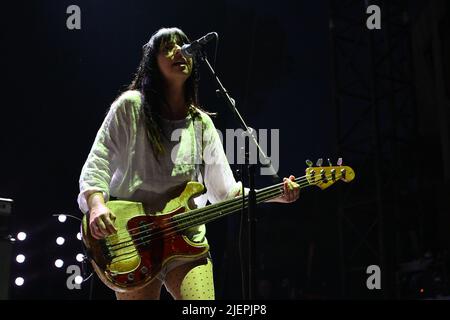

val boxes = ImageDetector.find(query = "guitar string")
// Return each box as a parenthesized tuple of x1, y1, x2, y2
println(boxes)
(107, 172, 343, 263)
(108, 174, 337, 265)
(104, 168, 345, 244)
(108, 182, 310, 264)
(105, 170, 346, 252)
(104, 173, 314, 248)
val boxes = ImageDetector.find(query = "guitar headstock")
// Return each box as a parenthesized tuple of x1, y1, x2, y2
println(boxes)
(305, 158, 355, 190)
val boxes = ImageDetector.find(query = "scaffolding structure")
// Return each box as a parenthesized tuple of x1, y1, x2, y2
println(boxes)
(329, 0, 421, 298)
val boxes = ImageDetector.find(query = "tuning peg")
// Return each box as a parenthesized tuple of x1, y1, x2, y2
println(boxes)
(305, 159, 313, 167)
(327, 158, 332, 166)
(337, 157, 343, 166)
(316, 158, 323, 166)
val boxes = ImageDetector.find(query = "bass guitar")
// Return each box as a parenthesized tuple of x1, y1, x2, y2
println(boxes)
(81, 160, 355, 292)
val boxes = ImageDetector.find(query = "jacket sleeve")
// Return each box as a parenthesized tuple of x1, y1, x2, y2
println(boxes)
(201, 114, 244, 204)
(77, 91, 140, 213)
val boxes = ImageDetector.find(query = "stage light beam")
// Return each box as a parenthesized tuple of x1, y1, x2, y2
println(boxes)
(55, 259, 64, 268)
(56, 237, 65, 245)
(15, 277, 24, 286)
(76, 253, 84, 262)
(17, 232, 27, 241)
(16, 254, 25, 263)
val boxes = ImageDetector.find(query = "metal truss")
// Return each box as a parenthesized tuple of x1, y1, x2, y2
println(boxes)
(329, 0, 421, 298)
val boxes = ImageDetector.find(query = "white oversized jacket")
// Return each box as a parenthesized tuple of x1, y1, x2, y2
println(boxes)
(77, 90, 242, 244)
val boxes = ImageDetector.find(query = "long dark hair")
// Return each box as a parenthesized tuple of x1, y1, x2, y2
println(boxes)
(128, 27, 201, 156)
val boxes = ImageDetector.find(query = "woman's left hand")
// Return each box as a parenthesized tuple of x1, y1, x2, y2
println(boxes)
(272, 175, 300, 203)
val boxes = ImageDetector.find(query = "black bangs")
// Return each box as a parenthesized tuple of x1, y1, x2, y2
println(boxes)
(146, 27, 191, 52)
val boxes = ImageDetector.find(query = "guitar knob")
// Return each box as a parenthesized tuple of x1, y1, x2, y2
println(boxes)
(337, 158, 343, 166)
(127, 272, 135, 281)
(316, 158, 323, 167)
(141, 266, 149, 275)
(320, 169, 328, 182)
(331, 168, 336, 181)
(310, 169, 316, 182)
(327, 158, 332, 166)
(340, 168, 346, 179)
(305, 159, 313, 167)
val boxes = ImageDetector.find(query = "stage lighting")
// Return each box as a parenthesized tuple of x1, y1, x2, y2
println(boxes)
(16, 254, 25, 263)
(56, 237, 65, 245)
(74, 276, 83, 285)
(54, 259, 64, 268)
(76, 253, 84, 262)
(76, 232, 82, 241)
(58, 215, 67, 223)
(17, 232, 26, 241)
(15, 277, 24, 286)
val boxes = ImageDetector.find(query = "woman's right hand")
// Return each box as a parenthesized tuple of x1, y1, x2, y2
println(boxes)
(89, 204, 118, 240)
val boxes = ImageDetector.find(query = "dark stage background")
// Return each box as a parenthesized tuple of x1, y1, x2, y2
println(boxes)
(0, 0, 449, 300)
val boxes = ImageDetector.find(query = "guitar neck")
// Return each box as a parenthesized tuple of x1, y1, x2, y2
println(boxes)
(172, 175, 311, 232)
(172, 165, 354, 232)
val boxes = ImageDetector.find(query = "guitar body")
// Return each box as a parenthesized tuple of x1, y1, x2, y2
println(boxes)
(81, 182, 209, 293)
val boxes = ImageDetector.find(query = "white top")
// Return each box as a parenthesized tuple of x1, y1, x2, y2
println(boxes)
(77, 90, 242, 243)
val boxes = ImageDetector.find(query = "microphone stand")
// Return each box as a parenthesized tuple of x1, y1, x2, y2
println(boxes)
(197, 50, 279, 300)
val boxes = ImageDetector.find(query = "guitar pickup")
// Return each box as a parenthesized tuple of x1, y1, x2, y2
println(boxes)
(138, 221, 151, 247)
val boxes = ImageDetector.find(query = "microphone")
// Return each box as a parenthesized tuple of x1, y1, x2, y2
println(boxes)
(181, 32, 217, 58)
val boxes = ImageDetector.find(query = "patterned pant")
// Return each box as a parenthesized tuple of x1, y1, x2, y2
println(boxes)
(115, 257, 215, 300)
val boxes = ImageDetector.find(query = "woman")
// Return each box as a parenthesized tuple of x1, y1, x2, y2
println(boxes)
(77, 27, 299, 300)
